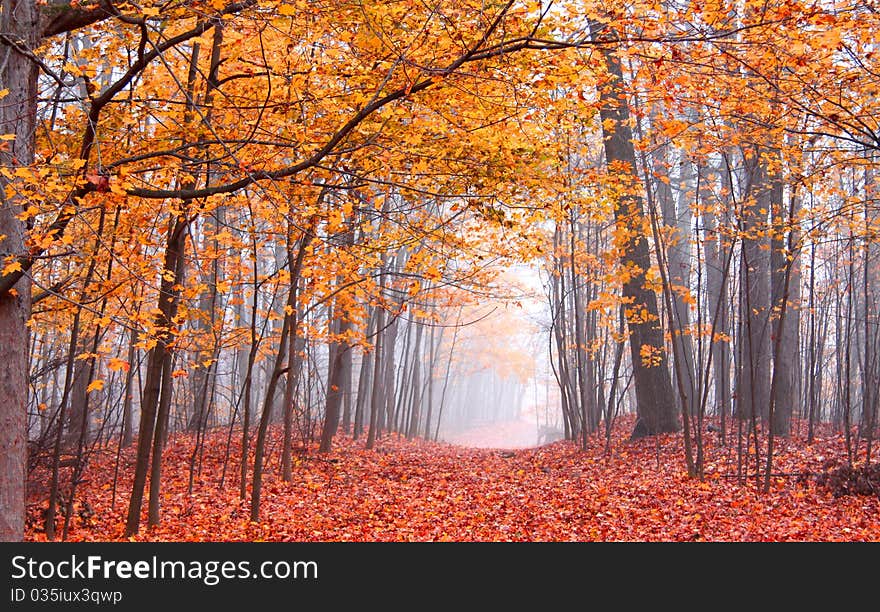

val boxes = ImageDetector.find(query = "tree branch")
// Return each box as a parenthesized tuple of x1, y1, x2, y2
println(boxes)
(40, 0, 116, 39)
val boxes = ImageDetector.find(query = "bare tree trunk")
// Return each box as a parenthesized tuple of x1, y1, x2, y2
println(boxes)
(251, 313, 291, 520)
(280, 215, 317, 477)
(550, 236, 574, 440)
(700, 168, 731, 439)
(860, 164, 878, 463)
(806, 236, 819, 443)
(844, 225, 855, 465)
(433, 307, 463, 442)
(148, 301, 182, 526)
(340, 336, 354, 434)
(407, 320, 425, 439)
(591, 25, 678, 438)
(770, 178, 800, 437)
(125, 217, 189, 536)
(553, 224, 581, 439)
(354, 309, 376, 440)
(423, 323, 442, 440)
(66, 357, 90, 445)
(395, 316, 415, 434)
(319, 313, 352, 452)
(570, 211, 592, 448)
(121, 329, 138, 448)
(353, 340, 372, 439)
(189, 209, 224, 432)
(0, 0, 38, 542)
(382, 309, 400, 436)
(366, 281, 386, 450)
(46, 310, 84, 540)
(662, 147, 697, 417)
(737, 147, 772, 424)
(763, 151, 802, 489)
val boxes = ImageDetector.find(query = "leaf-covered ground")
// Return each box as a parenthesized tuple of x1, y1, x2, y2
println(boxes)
(26, 416, 880, 542)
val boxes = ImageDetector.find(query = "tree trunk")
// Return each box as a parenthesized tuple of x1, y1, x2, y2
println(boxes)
(125, 217, 188, 536)
(0, 0, 39, 541)
(591, 29, 679, 438)
(423, 323, 442, 440)
(406, 321, 424, 439)
(251, 313, 291, 521)
(353, 309, 376, 440)
(319, 313, 352, 452)
(770, 180, 800, 437)
(699, 165, 731, 434)
(570, 212, 593, 446)
(121, 329, 138, 448)
(366, 298, 386, 449)
(736, 147, 772, 423)
(662, 147, 697, 416)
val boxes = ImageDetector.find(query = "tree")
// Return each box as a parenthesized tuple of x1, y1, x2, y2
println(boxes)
(590, 21, 679, 438)
(0, 0, 39, 542)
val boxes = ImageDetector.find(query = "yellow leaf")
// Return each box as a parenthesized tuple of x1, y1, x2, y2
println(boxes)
(278, 4, 296, 15)
(2, 260, 22, 276)
(86, 379, 105, 393)
(107, 357, 131, 373)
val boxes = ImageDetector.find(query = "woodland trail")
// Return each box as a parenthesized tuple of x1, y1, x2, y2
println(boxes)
(26, 416, 880, 542)
(440, 417, 552, 448)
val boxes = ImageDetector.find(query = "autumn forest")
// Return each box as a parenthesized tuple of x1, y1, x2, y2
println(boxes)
(1, 0, 878, 542)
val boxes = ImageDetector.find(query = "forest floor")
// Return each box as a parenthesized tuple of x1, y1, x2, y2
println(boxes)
(25, 415, 880, 542)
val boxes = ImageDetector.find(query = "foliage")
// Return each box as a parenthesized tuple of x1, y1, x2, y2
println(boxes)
(25, 417, 879, 542)
(815, 464, 880, 500)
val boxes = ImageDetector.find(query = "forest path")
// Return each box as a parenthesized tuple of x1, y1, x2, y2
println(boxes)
(440, 417, 548, 449)
(25, 417, 880, 542)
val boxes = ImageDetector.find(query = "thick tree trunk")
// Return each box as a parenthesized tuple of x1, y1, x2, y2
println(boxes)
(661, 148, 697, 416)
(280, 225, 313, 479)
(0, 0, 38, 541)
(189, 215, 222, 432)
(319, 313, 352, 452)
(67, 358, 90, 445)
(592, 36, 679, 438)
(148, 326, 178, 527)
(699, 165, 731, 432)
(736, 147, 772, 423)
(366, 302, 386, 449)
(770, 184, 800, 437)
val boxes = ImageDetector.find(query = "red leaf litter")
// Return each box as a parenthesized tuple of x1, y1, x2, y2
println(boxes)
(26, 416, 879, 541)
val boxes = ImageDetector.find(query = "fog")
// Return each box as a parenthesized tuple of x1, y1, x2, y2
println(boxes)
(434, 264, 564, 449)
